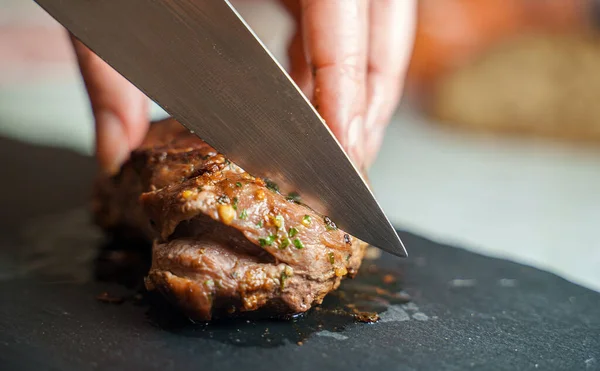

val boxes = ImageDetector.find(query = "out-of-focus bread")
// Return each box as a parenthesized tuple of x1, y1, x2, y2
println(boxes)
(430, 33, 600, 142)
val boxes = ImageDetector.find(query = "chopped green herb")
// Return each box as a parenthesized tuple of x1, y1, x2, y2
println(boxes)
(293, 238, 304, 249)
(197, 186, 204, 192)
(225, 159, 231, 165)
(346, 254, 351, 262)
(202, 154, 211, 160)
(235, 182, 243, 187)
(232, 197, 239, 210)
(265, 179, 279, 193)
(280, 270, 288, 290)
(273, 215, 284, 229)
(324, 216, 338, 230)
(240, 209, 248, 220)
(257, 220, 264, 228)
(288, 227, 299, 237)
(204, 279, 214, 286)
(217, 195, 230, 204)
(259, 234, 276, 247)
(286, 192, 301, 203)
(328, 252, 335, 264)
(302, 215, 312, 225)
(280, 237, 290, 249)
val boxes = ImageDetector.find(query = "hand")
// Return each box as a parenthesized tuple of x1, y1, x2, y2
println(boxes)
(70, 34, 149, 174)
(281, 0, 416, 169)
(71, 0, 415, 173)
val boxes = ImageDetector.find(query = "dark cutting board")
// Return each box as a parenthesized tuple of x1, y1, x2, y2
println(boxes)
(0, 137, 599, 371)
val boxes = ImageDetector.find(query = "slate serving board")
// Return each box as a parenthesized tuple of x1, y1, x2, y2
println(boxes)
(0, 137, 598, 371)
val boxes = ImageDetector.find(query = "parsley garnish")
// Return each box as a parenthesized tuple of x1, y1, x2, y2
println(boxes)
(293, 238, 304, 249)
(280, 270, 288, 290)
(259, 234, 276, 247)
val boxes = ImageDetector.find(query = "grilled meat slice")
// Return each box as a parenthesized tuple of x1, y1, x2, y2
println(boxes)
(94, 118, 367, 320)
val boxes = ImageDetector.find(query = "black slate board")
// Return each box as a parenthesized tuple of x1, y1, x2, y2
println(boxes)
(0, 137, 599, 371)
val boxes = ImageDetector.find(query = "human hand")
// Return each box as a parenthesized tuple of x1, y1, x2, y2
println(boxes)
(281, 0, 416, 169)
(70, 34, 149, 174)
(71, 0, 415, 173)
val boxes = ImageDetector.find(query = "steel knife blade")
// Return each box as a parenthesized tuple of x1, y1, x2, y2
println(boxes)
(34, 0, 407, 257)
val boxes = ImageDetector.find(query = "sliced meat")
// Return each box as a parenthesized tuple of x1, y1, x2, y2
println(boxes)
(93, 119, 216, 239)
(94, 118, 367, 320)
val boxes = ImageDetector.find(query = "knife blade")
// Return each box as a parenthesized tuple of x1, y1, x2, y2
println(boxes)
(34, 0, 407, 257)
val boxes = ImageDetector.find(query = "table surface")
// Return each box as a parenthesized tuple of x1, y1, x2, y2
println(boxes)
(0, 137, 599, 371)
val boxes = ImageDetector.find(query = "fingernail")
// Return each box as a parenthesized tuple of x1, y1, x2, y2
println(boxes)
(96, 110, 129, 175)
(347, 116, 364, 168)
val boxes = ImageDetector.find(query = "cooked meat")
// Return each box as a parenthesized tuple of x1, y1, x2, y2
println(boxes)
(94, 118, 367, 320)
(93, 119, 216, 239)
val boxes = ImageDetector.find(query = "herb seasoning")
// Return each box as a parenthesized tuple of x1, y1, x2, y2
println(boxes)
(280, 270, 288, 290)
(259, 234, 276, 247)
(302, 215, 312, 226)
(217, 194, 230, 204)
(293, 238, 304, 249)
(273, 215, 284, 229)
(265, 179, 279, 193)
(344, 234, 351, 244)
(324, 216, 338, 230)
(280, 237, 290, 249)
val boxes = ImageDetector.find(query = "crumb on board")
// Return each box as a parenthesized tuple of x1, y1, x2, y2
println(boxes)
(383, 274, 396, 284)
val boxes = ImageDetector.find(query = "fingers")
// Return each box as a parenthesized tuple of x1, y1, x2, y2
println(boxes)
(287, 26, 314, 100)
(281, 0, 313, 99)
(300, 0, 369, 169)
(69, 34, 148, 174)
(364, 0, 416, 167)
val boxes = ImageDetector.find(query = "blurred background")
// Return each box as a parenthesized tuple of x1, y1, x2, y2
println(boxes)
(2, 0, 600, 291)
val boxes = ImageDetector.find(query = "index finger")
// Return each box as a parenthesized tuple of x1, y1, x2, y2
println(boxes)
(301, 0, 369, 167)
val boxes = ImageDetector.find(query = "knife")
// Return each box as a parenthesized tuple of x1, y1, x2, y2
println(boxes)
(34, 0, 407, 257)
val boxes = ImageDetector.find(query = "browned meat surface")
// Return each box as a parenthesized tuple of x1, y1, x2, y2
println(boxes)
(93, 119, 216, 239)
(94, 118, 367, 320)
